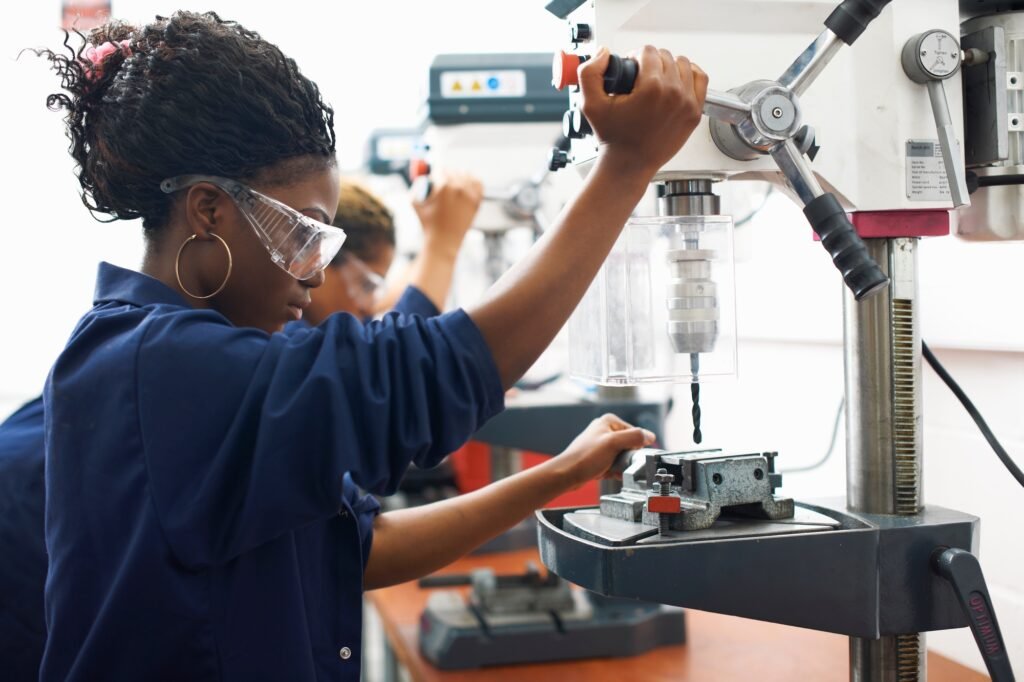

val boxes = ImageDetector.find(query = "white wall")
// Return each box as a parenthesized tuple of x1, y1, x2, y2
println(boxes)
(3, 1, 1022, 675)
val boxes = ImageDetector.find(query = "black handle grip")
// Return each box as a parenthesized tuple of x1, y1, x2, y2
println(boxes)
(933, 548, 1016, 682)
(803, 193, 889, 300)
(825, 0, 893, 45)
(604, 54, 638, 94)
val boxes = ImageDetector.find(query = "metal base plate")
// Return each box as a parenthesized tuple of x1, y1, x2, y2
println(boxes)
(564, 506, 839, 546)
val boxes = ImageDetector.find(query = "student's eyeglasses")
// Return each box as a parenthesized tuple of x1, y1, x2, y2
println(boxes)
(161, 175, 347, 281)
(336, 251, 386, 301)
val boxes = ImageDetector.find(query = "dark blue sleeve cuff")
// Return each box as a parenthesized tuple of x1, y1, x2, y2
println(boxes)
(392, 285, 441, 319)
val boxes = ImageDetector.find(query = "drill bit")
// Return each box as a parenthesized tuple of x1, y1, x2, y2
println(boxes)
(690, 352, 702, 444)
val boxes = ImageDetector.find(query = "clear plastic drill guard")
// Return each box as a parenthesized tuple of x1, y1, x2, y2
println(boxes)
(568, 214, 737, 385)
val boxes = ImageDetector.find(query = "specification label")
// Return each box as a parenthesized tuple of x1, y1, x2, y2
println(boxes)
(906, 139, 951, 201)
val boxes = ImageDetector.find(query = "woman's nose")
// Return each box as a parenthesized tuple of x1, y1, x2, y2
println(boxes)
(303, 268, 326, 289)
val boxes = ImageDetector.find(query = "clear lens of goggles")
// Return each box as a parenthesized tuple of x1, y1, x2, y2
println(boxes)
(160, 174, 346, 280)
(337, 251, 386, 299)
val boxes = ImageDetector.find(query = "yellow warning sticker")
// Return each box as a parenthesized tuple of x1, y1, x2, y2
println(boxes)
(440, 70, 527, 98)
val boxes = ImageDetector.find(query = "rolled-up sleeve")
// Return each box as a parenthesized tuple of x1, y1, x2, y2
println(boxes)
(135, 308, 503, 568)
(392, 285, 440, 319)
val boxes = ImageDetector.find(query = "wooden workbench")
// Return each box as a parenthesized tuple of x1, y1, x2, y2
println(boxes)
(365, 548, 988, 682)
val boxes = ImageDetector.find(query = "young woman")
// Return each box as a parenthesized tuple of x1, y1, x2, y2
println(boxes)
(0, 177, 475, 682)
(36, 12, 706, 681)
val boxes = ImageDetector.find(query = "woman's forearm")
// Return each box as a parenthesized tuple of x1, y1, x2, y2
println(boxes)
(404, 235, 459, 311)
(363, 456, 576, 590)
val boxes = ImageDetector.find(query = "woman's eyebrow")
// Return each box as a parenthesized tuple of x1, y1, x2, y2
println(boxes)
(302, 207, 331, 224)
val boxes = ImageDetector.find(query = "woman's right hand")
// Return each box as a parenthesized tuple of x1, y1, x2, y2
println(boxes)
(579, 45, 708, 177)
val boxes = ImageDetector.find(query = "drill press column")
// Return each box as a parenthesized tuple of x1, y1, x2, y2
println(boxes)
(844, 237, 925, 682)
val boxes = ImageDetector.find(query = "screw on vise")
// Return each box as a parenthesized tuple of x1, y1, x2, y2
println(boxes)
(652, 468, 676, 535)
(690, 353, 702, 444)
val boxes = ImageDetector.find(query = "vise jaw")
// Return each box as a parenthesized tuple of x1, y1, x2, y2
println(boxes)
(602, 448, 794, 531)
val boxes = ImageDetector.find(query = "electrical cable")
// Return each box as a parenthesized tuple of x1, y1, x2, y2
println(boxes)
(782, 396, 844, 474)
(975, 174, 1024, 188)
(922, 341, 1024, 489)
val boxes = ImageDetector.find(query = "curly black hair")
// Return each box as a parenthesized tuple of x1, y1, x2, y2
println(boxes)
(34, 11, 336, 231)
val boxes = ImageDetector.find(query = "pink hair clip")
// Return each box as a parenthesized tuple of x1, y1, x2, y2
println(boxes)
(81, 40, 132, 82)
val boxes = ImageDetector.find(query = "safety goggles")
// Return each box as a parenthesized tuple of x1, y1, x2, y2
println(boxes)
(336, 251, 386, 302)
(160, 175, 346, 281)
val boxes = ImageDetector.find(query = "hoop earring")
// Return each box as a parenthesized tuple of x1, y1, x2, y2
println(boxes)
(175, 233, 233, 300)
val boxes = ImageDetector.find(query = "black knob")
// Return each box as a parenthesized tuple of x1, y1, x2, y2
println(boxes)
(571, 23, 592, 43)
(548, 147, 569, 171)
(562, 109, 592, 139)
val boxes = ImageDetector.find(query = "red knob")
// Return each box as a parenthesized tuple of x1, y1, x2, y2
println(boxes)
(408, 158, 430, 181)
(552, 50, 582, 90)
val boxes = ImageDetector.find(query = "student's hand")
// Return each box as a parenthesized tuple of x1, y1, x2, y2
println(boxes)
(558, 414, 656, 488)
(579, 45, 708, 177)
(412, 171, 484, 260)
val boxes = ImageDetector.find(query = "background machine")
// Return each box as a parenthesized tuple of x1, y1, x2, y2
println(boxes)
(537, 1, 1023, 681)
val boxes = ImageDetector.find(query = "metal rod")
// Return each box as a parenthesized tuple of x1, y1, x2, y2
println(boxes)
(778, 29, 844, 96)
(769, 139, 824, 205)
(843, 239, 896, 514)
(703, 89, 752, 125)
(925, 80, 970, 208)
(850, 635, 926, 682)
(843, 238, 925, 682)
(843, 239, 922, 515)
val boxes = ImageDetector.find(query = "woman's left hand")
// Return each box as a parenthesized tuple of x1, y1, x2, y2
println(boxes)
(557, 414, 656, 488)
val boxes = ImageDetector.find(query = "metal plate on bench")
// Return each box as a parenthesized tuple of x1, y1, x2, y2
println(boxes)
(563, 509, 659, 545)
(564, 506, 839, 546)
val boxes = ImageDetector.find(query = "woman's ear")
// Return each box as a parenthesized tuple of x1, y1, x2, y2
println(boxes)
(184, 184, 230, 240)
